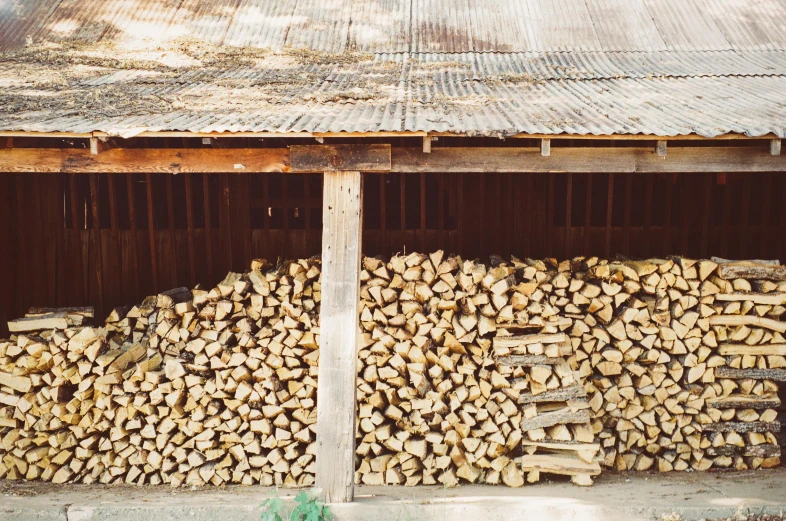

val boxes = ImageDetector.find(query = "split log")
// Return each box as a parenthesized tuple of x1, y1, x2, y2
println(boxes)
(715, 367, 786, 381)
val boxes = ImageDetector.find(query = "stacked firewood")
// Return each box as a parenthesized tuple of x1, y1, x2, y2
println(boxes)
(0, 258, 323, 486)
(495, 333, 600, 486)
(571, 258, 784, 472)
(1, 253, 782, 488)
(355, 253, 601, 487)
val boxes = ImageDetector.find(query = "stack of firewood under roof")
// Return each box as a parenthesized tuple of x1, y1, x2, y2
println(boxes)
(0, 254, 782, 487)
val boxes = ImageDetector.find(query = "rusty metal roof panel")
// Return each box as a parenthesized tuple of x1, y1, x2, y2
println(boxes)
(220, 0, 297, 49)
(519, 0, 603, 52)
(642, 0, 732, 51)
(5, 0, 786, 53)
(348, 0, 411, 53)
(584, 0, 667, 51)
(2, 49, 786, 138)
(0, 0, 63, 49)
(701, 0, 786, 50)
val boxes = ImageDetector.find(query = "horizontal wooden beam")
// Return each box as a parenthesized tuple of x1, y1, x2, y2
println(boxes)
(2, 145, 785, 174)
(391, 147, 786, 173)
(290, 144, 391, 172)
(0, 148, 289, 173)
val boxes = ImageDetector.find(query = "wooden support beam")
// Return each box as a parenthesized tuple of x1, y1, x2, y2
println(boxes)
(0, 148, 289, 173)
(656, 140, 667, 157)
(541, 138, 551, 157)
(290, 144, 390, 172)
(315, 170, 363, 503)
(771, 139, 782, 156)
(390, 147, 786, 173)
(1, 146, 786, 174)
(422, 135, 432, 153)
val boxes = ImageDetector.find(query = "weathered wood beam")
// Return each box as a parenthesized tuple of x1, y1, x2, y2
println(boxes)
(771, 139, 782, 156)
(707, 393, 780, 410)
(2, 146, 786, 174)
(714, 366, 786, 381)
(715, 292, 786, 305)
(89, 136, 113, 155)
(541, 138, 551, 157)
(315, 170, 363, 503)
(718, 343, 786, 356)
(290, 144, 391, 172)
(703, 421, 780, 433)
(708, 315, 786, 332)
(390, 147, 786, 173)
(422, 135, 432, 153)
(718, 262, 786, 281)
(0, 148, 289, 173)
(656, 140, 667, 157)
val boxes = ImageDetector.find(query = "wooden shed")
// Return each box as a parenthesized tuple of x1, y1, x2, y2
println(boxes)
(1, 0, 785, 501)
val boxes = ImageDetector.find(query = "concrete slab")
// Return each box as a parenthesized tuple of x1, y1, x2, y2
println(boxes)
(1, 470, 785, 521)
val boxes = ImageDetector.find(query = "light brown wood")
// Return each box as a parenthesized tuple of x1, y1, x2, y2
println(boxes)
(715, 292, 786, 305)
(718, 262, 786, 282)
(2, 146, 785, 175)
(718, 344, 786, 356)
(290, 145, 391, 172)
(708, 315, 786, 332)
(315, 171, 363, 503)
(0, 148, 289, 173)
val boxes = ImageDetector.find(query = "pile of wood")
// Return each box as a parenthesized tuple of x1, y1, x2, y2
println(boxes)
(573, 258, 784, 472)
(495, 333, 600, 485)
(355, 253, 782, 485)
(1, 252, 782, 488)
(356, 253, 600, 488)
(1, 258, 323, 486)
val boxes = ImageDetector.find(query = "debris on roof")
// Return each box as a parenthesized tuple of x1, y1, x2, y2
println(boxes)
(1, 0, 785, 138)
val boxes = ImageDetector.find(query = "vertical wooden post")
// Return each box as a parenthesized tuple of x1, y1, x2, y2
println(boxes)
(316, 170, 363, 503)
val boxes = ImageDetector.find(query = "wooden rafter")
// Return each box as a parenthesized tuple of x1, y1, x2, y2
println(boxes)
(1, 145, 785, 174)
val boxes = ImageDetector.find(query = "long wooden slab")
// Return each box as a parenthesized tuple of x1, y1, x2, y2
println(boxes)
(26, 306, 94, 317)
(520, 408, 591, 432)
(519, 453, 601, 476)
(391, 147, 786, 173)
(290, 145, 391, 172)
(718, 262, 786, 282)
(0, 372, 32, 393)
(314, 171, 363, 503)
(703, 421, 780, 433)
(714, 366, 786, 381)
(706, 393, 781, 409)
(521, 441, 600, 463)
(517, 384, 587, 404)
(0, 148, 290, 173)
(715, 293, 786, 305)
(708, 315, 786, 333)
(705, 444, 781, 458)
(493, 333, 567, 349)
(718, 344, 786, 356)
(8, 312, 69, 332)
(496, 355, 561, 366)
(4, 146, 786, 174)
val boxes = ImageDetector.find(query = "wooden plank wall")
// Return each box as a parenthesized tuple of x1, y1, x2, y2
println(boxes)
(1, 171, 785, 335)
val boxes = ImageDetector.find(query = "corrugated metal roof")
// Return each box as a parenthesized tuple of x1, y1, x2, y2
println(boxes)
(5, 0, 786, 52)
(1, 0, 786, 137)
(2, 50, 785, 138)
